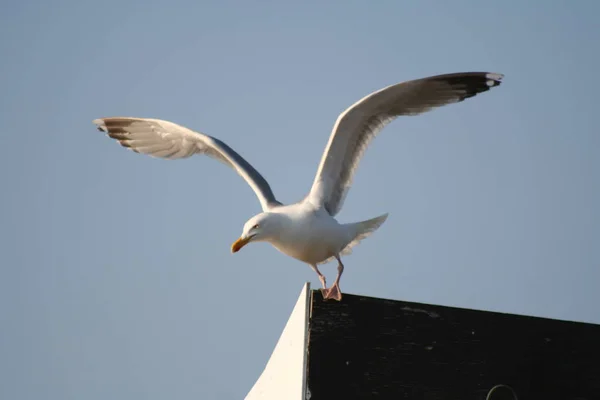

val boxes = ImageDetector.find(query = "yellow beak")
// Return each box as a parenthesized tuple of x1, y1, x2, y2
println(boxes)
(231, 236, 251, 253)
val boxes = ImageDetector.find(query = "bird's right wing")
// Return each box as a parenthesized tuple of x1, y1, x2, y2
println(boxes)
(93, 117, 281, 211)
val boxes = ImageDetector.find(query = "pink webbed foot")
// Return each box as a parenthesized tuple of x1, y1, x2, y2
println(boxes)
(320, 283, 342, 301)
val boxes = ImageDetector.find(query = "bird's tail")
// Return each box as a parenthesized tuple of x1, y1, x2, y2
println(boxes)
(317, 213, 389, 265)
(341, 213, 389, 255)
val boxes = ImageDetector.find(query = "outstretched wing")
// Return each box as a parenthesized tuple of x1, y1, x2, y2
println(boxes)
(93, 117, 281, 211)
(306, 72, 504, 216)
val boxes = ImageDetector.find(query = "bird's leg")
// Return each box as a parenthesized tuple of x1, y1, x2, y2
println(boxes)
(321, 256, 344, 301)
(310, 264, 327, 289)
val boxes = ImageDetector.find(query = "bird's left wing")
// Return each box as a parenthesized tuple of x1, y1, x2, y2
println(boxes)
(306, 72, 504, 216)
(93, 117, 281, 211)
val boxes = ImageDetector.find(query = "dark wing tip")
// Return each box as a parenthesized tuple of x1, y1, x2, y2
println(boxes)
(93, 118, 107, 132)
(92, 118, 138, 153)
(92, 117, 137, 131)
(485, 72, 504, 86)
(433, 72, 504, 101)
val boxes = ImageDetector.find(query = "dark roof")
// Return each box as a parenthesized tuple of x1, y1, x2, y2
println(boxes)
(307, 290, 600, 400)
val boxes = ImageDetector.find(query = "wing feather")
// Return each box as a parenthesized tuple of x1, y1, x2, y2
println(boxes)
(307, 72, 504, 215)
(93, 117, 281, 211)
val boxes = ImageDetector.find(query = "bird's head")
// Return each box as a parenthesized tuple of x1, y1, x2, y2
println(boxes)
(231, 212, 280, 253)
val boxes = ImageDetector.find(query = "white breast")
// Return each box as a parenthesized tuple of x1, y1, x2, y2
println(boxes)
(268, 205, 351, 265)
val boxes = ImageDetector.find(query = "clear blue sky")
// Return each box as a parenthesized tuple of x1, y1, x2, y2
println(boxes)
(1, 0, 598, 398)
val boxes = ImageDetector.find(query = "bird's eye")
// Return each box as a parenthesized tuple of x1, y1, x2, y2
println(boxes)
(252, 224, 259, 230)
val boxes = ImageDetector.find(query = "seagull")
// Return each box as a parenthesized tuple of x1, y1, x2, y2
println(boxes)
(93, 72, 503, 301)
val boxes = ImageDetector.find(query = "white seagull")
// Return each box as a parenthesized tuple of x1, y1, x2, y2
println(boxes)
(93, 72, 503, 301)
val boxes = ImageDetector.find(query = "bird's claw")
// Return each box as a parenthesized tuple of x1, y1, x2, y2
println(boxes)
(320, 284, 342, 301)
